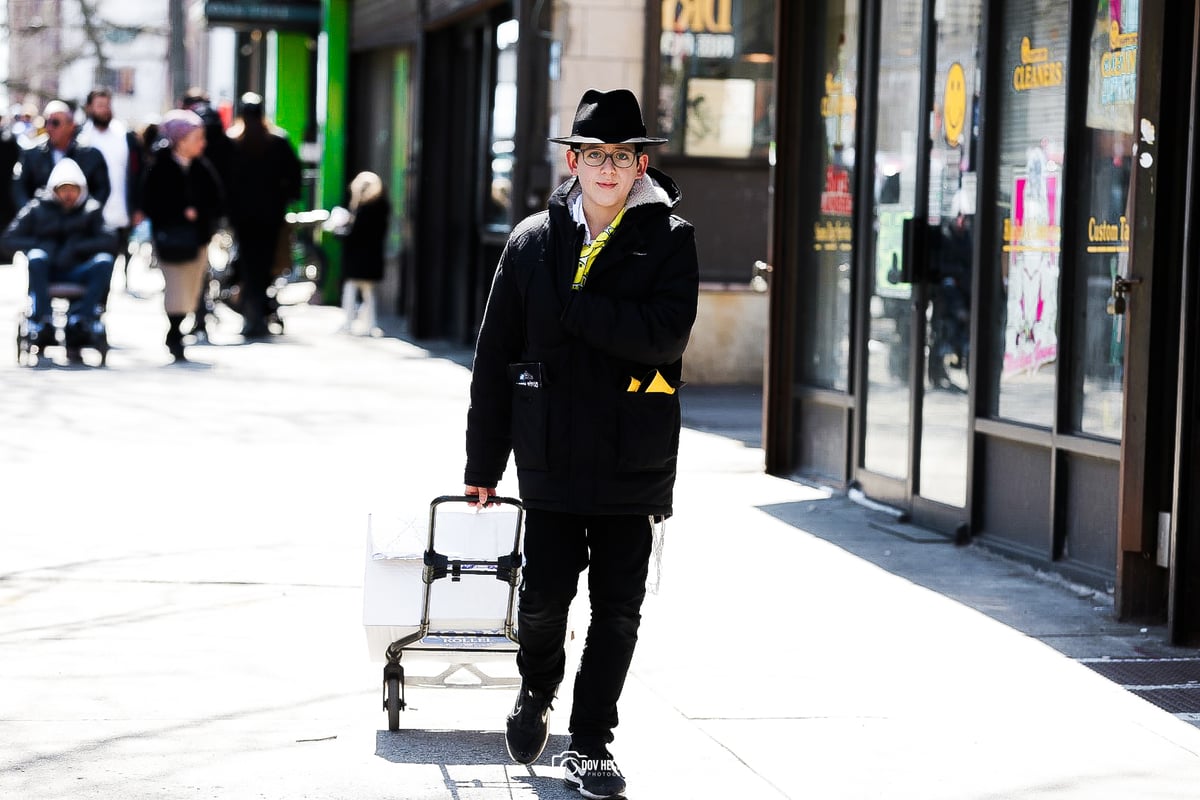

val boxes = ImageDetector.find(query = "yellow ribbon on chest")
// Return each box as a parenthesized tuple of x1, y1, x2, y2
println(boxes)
(572, 206, 627, 291)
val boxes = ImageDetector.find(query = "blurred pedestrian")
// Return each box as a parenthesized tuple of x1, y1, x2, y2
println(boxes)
(0, 116, 20, 231)
(180, 87, 234, 192)
(335, 171, 390, 335)
(0, 158, 119, 360)
(141, 110, 224, 363)
(13, 100, 110, 210)
(78, 88, 146, 288)
(225, 92, 301, 338)
(180, 87, 235, 340)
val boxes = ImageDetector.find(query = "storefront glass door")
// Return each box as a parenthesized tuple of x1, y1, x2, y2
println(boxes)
(859, 0, 982, 512)
(917, 2, 982, 507)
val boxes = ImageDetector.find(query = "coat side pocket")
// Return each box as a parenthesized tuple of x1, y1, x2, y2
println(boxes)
(616, 391, 680, 472)
(511, 384, 549, 471)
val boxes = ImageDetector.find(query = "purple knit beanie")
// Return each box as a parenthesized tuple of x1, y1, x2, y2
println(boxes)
(160, 109, 203, 146)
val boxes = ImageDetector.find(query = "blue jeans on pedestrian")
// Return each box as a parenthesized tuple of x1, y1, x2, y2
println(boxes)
(516, 510, 653, 747)
(26, 249, 115, 321)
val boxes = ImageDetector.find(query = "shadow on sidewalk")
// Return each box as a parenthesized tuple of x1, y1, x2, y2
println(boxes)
(374, 729, 570, 765)
(373, 312, 475, 370)
(374, 730, 587, 798)
(757, 494, 1184, 664)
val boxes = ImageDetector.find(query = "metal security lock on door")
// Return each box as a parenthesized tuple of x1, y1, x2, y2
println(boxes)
(1107, 275, 1142, 315)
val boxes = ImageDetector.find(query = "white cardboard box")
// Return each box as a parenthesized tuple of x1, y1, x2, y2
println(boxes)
(362, 503, 522, 661)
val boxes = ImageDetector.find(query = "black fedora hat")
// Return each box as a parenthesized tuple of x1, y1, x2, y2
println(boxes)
(548, 88, 667, 147)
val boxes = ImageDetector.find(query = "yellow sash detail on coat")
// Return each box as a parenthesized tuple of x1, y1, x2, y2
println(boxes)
(572, 206, 627, 290)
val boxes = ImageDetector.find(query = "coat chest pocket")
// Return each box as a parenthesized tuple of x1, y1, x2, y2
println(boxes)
(511, 384, 549, 470)
(616, 391, 680, 472)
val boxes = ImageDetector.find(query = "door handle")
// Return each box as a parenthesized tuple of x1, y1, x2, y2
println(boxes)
(1107, 275, 1142, 316)
(751, 260, 772, 292)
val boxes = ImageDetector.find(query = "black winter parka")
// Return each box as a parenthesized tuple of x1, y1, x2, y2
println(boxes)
(340, 195, 391, 282)
(13, 143, 111, 210)
(464, 167, 699, 516)
(141, 151, 226, 250)
(0, 191, 118, 270)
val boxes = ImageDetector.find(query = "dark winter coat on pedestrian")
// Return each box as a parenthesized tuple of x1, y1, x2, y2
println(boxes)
(141, 147, 225, 257)
(0, 127, 20, 230)
(0, 186, 118, 270)
(464, 167, 699, 516)
(13, 141, 111, 210)
(225, 125, 301, 226)
(341, 194, 391, 282)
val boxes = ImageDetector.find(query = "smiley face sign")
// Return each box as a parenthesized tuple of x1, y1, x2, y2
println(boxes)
(944, 62, 967, 147)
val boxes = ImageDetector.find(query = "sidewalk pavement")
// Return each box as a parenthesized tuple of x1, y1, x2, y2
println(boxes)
(2, 262, 1200, 798)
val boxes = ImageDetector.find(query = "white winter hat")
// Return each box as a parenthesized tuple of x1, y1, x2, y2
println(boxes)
(47, 158, 89, 207)
(42, 100, 72, 119)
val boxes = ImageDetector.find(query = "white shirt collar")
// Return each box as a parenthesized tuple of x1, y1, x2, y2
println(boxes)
(569, 194, 592, 244)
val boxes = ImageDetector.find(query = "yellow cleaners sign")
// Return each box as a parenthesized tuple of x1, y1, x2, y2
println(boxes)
(1013, 36, 1064, 92)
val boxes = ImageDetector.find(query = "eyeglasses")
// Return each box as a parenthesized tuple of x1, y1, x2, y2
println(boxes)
(46, 118, 67, 128)
(577, 149, 637, 169)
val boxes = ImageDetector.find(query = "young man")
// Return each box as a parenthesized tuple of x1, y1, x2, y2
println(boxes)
(463, 88, 699, 799)
(1, 158, 119, 356)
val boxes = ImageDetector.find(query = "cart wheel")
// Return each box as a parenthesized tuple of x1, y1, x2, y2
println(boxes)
(385, 675, 402, 731)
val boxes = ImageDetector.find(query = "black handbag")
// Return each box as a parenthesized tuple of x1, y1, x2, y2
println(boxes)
(153, 224, 199, 263)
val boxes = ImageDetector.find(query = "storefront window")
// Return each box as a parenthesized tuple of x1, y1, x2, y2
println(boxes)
(658, 0, 775, 159)
(1072, 2, 1138, 440)
(988, 1, 1069, 426)
(483, 18, 518, 230)
(797, 3, 857, 390)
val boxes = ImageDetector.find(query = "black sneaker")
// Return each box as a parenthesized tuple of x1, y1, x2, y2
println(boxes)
(562, 744, 626, 799)
(504, 683, 554, 764)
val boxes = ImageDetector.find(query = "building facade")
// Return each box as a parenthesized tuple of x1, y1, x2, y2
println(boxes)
(765, 0, 1200, 644)
(333, 1, 771, 385)
(7, 0, 168, 125)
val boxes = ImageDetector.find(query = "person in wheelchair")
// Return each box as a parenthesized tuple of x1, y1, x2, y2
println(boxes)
(1, 158, 118, 352)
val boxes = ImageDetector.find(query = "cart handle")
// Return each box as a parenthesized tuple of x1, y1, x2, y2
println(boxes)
(431, 494, 523, 509)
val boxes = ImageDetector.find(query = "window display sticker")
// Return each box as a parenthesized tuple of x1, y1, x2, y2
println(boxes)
(1085, 8, 1138, 133)
(1002, 146, 1061, 376)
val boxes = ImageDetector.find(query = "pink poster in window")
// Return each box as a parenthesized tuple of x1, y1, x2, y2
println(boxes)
(1003, 143, 1061, 375)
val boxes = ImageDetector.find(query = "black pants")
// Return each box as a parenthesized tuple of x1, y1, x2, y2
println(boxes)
(232, 220, 281, 329)
(517, 510, 652, 746)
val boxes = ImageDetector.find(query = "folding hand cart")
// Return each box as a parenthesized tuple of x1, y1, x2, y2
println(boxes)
(363, 495, 524, 731)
